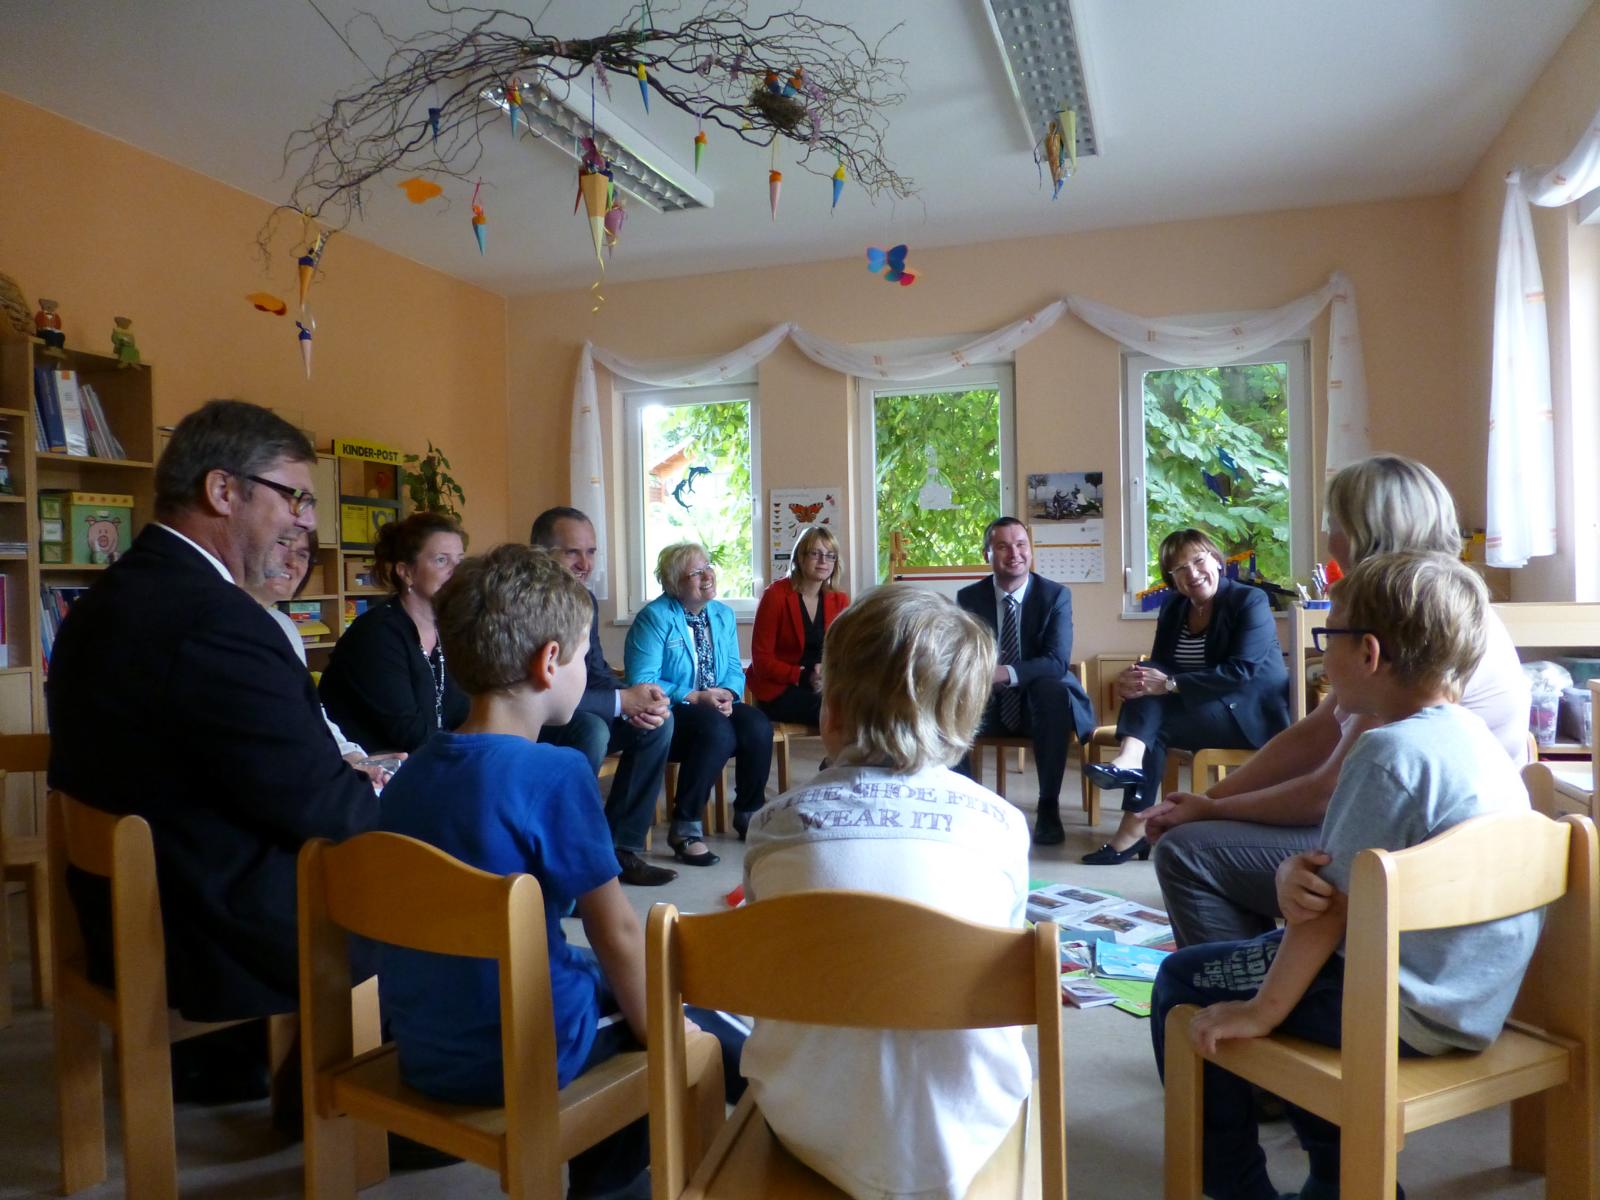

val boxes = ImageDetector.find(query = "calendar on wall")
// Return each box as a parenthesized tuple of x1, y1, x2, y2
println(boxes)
(1031, 519, 1105, 584)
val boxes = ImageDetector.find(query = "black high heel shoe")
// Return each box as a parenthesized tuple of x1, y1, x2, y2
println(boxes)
(1083, 762, 1145, 789)
(1080, 837, 1151, 866)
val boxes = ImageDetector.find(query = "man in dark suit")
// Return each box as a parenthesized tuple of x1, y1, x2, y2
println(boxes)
(956, 516, 1095, 844)
(47, 400, 378, 1089)
(532, 506, 677, 886)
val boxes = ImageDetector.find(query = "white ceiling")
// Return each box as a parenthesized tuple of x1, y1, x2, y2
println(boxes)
(1, 0, 1589, 295)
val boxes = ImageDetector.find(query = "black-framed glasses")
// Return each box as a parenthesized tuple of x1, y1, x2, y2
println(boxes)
(243, 474, 317, 516)
(804, 550, 838, 563)
(1312, 626, 1378, 653)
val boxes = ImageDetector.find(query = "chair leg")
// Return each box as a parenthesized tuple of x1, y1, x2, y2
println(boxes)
(350, 979, 389, 1189)
(1339, 1091, 1398, 1200)
(776, 736, 790, 794)
(1509, 1093, 1544, 1173)
(0, 880, 12, 1029)
(55, 1001, 107, 1193)
(1538, 1071, 1595, 1199)
(117, 1008, 179, 1198)
(1163, 1007, 1203, 1199)
(993, 747, 1008, 801)
(25, 861, 52, 1007)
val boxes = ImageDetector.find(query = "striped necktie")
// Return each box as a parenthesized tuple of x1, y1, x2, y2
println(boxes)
(999, 593, 1022, 730)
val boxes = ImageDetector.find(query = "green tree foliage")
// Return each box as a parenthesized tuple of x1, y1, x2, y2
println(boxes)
(873, 388, 1001, 581)
(644, 399, 755, 599)
(1140, 361, 1290, 586)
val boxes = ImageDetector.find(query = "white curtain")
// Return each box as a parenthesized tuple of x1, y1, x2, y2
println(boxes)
(1487, 99, 1600, 567)
(571, 272, 1370, 597)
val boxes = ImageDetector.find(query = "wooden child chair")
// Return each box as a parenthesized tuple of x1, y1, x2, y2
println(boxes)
(0, 731, 52, 1027)
(647, 891, 1067, 1199)
(298, 830, 725, 1198)
(1162, 804, 1599, 1199)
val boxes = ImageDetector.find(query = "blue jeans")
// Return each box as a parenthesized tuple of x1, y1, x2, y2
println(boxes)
(1149, 930, 1420, 1200)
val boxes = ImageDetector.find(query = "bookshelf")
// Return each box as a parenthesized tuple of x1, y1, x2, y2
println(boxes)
(0, 335, 156, 838)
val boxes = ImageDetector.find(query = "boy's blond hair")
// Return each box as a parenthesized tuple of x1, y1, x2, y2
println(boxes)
(820, 585, 996, 773)
(433, 544, 592, 695)
(1333, 550, 1487, 700)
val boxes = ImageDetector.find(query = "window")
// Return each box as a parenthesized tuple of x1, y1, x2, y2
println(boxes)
(856, 369, 1016, 583)
(1121, 343, 1311, 612)
(624, 384, 759, 616)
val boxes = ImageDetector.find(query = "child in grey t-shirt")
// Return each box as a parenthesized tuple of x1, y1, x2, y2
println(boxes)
(1150, 552, 1540, 1200)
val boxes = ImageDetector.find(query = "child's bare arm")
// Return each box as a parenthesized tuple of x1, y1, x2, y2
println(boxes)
(576, 879, 649, 1044)
(1187, 898, 1348, 1056)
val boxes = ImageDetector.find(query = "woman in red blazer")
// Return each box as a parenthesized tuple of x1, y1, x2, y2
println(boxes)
(750, 526, 850, 726)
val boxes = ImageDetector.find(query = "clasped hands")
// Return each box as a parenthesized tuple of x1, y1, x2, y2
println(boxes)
(685, 686, 735, 716)
(1116, 663, 1171, 700)
(621, 682, 672, 728)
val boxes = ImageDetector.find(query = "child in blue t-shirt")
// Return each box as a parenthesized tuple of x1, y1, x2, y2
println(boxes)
(1150, 551, 1540, 1200)
(379, 544, 744, 1197)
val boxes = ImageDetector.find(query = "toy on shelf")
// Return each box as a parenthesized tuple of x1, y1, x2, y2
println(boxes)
(34, 298, 65, 354)
(110, 316, 142, 369)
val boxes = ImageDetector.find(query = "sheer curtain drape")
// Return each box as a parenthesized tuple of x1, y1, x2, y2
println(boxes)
(572, 273, 1370, 598)
(1487, 99, 1600, 567)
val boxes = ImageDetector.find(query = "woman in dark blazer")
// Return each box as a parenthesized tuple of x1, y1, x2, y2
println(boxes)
(319, 512, 470, 754)
(1081, 528, 1289, 864)
(750, 525, 850, 727)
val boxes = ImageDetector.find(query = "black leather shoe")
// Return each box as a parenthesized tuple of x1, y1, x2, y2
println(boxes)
(1083, 762, 1145, 790)
(668, 838, 721, 867)
(616, 849, 677, 886)
(1080, 838, 1151, 865)
(1032, 809, 1066, 845)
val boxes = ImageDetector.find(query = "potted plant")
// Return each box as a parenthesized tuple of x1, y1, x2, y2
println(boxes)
(403, 441, 466, 522)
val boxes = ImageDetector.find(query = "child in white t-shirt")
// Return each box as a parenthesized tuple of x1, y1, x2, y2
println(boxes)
(742, 585, 1032, 1200)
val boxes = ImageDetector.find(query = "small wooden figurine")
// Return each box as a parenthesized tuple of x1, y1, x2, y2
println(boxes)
(110, 316, 142, 368)
(34, 298, 65, 355)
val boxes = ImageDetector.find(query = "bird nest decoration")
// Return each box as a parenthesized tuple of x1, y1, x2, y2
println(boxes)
(257, 0, 913, 257)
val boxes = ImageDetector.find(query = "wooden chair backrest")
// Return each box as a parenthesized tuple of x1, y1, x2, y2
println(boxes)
(1524, 762, 1557, 818)
(1590, 680, 1599, 796)
(1342, 810, 1598, 1116)
(647, 891, 1066, 1198)
(0, 732, 51, 776)
(297, 832, 561, 1190)
(1287, 603, 1324, 722)
(1490, 601, 1600, 650)
(47, 790, 169, 1016)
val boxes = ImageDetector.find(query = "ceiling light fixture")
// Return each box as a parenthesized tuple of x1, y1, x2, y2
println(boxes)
(482, 84, 715, 214)
(982, 0, 1099, 158)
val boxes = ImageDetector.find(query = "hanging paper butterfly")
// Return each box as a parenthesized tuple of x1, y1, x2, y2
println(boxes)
(866, 244, 917, 286)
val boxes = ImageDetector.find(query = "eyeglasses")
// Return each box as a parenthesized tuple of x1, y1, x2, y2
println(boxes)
(804, 550, 838, 563)
(1311, 626, 1378, 653)
(243, 474, 317, 516)
(685, 564, 716, 580)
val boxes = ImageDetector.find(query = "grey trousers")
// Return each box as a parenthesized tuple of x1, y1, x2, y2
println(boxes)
(1151, 819, 1320, 947)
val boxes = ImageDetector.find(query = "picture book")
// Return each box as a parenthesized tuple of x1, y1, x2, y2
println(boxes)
(1062, 977, 1119, 1009)
(1026, 882, 1173, 945)
(1094, 941, 1170, 982)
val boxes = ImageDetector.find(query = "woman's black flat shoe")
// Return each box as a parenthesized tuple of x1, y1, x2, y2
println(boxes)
(669, 839, 721, 867)
(1083, 762, 1145, 790)
(1080, 838, 1151, 866)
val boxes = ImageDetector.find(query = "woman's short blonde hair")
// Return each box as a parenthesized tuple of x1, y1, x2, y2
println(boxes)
(1325, 454, 1461, 566)
(821, 585, 995, 773)
(655, 541, 708, 596)
(1332, 551, 1487, 700)
(787, 525, 841, 590)
(434, 544, 592, 695)
(1158, 528, 1225, 588)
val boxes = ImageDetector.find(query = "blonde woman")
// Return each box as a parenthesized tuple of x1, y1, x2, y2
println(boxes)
(750, 526, 850, 727)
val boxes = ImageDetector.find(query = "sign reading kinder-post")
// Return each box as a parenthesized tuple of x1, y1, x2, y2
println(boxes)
(334, 437, 403, 464)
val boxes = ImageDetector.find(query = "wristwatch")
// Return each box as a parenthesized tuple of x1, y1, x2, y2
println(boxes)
(1167, 675, 1180, 695)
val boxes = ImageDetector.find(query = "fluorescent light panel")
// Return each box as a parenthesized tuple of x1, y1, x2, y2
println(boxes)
(984, 0, 1098, 156)
(482, 84, 714, 213)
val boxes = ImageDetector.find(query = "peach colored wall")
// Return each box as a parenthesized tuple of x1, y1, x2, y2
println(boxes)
(509, 194, 1462, 663)
(0, 92, 510, 547)
(1456, 1, 1600, 601)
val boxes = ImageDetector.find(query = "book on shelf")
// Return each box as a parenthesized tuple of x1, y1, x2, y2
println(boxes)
(0, 575, 8, 668)
(39, 583, 91, 673)
(54, 370, 90, 457)
(33, 366, 65, 453)
(80, 383, 126, 458)
(1026, 883, 1173, 945)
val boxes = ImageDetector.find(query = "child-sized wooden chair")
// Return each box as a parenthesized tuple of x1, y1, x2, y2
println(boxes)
(647, 891, 1067, 1199)
(0, 731, 52, 1027)
(49, 790, 306, 1198)
(299, 831, 725, 1199)
(1163, 807, 1599, 1199)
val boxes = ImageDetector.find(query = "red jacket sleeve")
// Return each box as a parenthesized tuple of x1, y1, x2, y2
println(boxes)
(750, 580, 801, 702)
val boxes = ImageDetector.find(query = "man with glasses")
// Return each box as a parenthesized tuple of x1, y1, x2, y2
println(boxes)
(530, 505, 677, 886)
(47, 399, 378, 1100)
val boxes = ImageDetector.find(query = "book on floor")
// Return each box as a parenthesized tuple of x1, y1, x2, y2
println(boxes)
(1027, 882, 1173, 945)
(1094, 941, 1170, 982)
(1062, 977, 1120, 1008)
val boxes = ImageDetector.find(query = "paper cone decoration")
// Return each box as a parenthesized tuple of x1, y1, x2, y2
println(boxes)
(636, 63, 649, 111)
(694, 130, 707, 174)
(296, 320, 313, 379)
(1058, 108, 1078, 174)
(603, 198, 625, 253)
(471, 203, 487, 255)
(1044, 121, 1064, 198)
(296, 255, 315, 308)
(579, 172, 610, 264)
(832, 164, 846, 211)
(428, 106, 441, 146)
(506, 79, 522, 135)
(769, 169, 782, 221)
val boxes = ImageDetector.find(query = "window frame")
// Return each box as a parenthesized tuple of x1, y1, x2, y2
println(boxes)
(1119, 341, 1313, 616)
(853, 366, 1017, 587)
(622, 381, 762, 620)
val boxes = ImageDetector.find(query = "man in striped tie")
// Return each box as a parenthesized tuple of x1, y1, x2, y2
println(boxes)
(955, 517, 1096, 845)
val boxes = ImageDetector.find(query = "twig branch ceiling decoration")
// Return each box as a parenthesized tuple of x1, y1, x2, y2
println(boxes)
(260, 0, 913, 256)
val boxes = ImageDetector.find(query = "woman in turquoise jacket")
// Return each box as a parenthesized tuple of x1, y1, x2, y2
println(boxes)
(625, 541, 772, 867)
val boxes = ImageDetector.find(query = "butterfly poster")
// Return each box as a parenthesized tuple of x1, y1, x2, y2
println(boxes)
(768, 487, 841, 585)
